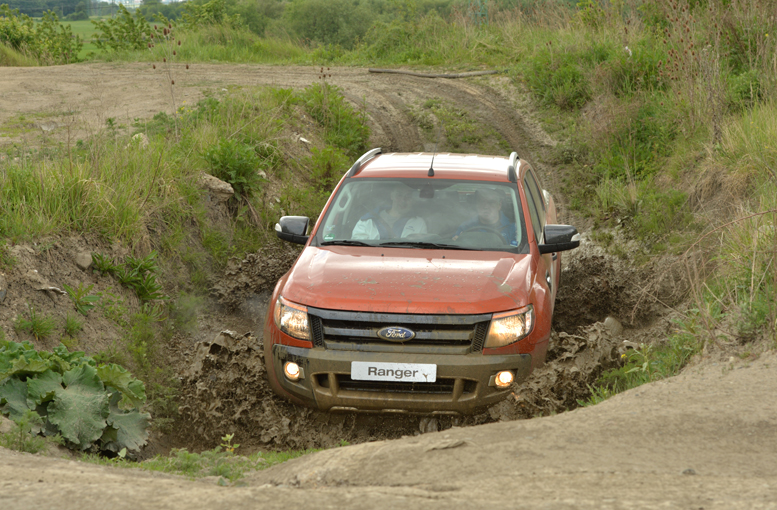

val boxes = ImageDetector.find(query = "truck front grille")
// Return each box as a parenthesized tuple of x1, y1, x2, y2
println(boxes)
(307, 307, 491, 353)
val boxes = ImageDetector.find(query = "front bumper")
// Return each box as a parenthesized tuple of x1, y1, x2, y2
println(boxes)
(270, 343, 532, 414)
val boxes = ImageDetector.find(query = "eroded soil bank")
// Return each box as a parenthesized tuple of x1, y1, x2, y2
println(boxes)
(3, 350, 776, 509)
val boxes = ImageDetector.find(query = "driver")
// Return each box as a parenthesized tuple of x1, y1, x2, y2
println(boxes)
(352, 183, 428, 240)
(453, 188, 516, 244)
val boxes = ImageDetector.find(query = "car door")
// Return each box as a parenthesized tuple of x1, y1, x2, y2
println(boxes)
(522, 169, 557, 308)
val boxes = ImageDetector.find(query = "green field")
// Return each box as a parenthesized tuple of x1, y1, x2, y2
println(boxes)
(60, 18, 103, 59)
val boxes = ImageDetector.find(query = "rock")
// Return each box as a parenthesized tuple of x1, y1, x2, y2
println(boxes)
(258, 170, 267, 179)
(75, 251, 93, 271)
(419, 417, 439, 434)
(24, 269, 65, 295)
(198, 173, 234, 203)
(0, 415, 14, 434)
(604, 316, 623, 338)
(128, 133, 149, 149)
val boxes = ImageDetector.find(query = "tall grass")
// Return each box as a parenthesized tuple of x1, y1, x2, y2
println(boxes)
(682, 101, 777, 348)
(0, 85, 367, 264)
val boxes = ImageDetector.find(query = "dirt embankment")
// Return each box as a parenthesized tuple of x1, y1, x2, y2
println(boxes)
(3, 351, 776, 509)
(3, 63, 772, 509)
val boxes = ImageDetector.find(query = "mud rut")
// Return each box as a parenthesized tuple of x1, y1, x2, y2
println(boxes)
(0, 64, 683, 453)
(167, 66, 686, 453)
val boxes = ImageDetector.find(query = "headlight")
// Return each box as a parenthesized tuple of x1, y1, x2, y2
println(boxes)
(273, 297, 310, 341)
(484, 305, 534, 348)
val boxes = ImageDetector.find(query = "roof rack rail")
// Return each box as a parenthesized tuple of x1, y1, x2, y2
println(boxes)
(346, 148, 383, 178)
(507, 151, 519, 183)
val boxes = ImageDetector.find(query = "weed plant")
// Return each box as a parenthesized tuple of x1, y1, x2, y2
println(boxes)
(0, 409, 47, 454)
(14, 304, 57, 341)
(63, 313, 84, 337)
(580, 325, 701, 406)
(64, 283, 101, 315)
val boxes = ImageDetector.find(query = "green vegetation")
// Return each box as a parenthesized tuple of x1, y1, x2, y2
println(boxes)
(580, 325, 702, 406)
(83, 434, 317, 483)
(64, 282, 101, 316)
(1, 408, 48, 453)
(0, 340, 150, 454)
(14, 304, 57, 341)
(0, 5, 82, 64)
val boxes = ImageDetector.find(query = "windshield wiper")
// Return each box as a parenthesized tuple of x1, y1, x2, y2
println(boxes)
(320, 239, 374, 247)
(378, 241, 476, 250)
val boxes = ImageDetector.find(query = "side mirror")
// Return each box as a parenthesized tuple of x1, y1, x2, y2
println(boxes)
(538, 225, 580, 254)
(275, 216, 310, 245)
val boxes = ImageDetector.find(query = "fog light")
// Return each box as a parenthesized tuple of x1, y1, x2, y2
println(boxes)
(494, 370, 514, 388)
(283, 361, 301, 381)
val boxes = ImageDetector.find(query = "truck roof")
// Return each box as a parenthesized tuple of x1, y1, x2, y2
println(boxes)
(354, 152, 516, 182)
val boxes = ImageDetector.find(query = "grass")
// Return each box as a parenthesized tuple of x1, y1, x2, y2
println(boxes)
(14, 304, 57, 341)
(579, 322, 702, 406)
(82, 440, 319, 483)
(410, 97, 510, 153)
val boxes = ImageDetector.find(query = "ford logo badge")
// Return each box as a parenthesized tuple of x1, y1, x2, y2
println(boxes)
(377, 326, 415, 342)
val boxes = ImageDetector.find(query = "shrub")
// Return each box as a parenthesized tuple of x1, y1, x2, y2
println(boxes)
(283, 0, 371, 49)
(92, 4, 151, 52)
(203, 138, 267, 200)
(0, 6, 81, 64)
(0, 340, 150, 454)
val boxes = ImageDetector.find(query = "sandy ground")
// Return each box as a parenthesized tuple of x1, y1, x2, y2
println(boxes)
(2, 351, 776, 509)
(1, 63, 775, 509)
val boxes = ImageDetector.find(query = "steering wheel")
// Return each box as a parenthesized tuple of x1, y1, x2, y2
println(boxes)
(458, 225, 509, 245)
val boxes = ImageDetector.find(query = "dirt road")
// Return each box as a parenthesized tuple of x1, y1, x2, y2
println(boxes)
(1, 63, 775, 508)
(0, 62, 559, 204)
(2, 351, 776, 509)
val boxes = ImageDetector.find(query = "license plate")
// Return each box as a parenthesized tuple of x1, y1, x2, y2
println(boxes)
(351, 362, 437, 383)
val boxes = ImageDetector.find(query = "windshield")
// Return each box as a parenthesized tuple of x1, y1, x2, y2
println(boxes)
(314, 178, 529, 253)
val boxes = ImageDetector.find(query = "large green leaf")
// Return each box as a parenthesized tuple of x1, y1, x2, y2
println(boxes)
(100, 393, 151, 453)
(96, 364, 146, 409)
(26, 369, 64, 405)
(47, 364, 109, 450)
(0, 355, 50, 381)
(0, 378, 32, 421)
(104, 414, 151, 453)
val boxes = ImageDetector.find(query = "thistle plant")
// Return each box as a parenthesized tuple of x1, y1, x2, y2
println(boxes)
(149, 20, 189, 136)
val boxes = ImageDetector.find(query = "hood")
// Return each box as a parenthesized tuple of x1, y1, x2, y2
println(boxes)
(281, 246, 534, 315)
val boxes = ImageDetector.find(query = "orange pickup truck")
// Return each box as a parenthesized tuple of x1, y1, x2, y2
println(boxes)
(263, 150, 580, 414)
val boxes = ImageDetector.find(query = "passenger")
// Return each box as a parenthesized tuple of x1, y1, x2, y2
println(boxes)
(453, 188, 516, 244)
(352, 184, 428, 240)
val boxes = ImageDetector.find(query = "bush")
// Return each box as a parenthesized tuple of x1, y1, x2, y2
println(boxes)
(92, 4, 151, 52)
(592, 97, 676, 181)
(0, 340, 150, 454)
(0, 6, 81, 64)
(204, 138, 267, 200)
(284, 0, 370, 49)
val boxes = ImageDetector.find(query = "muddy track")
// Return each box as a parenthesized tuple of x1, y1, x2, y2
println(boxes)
(1, 62, 682, 448)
